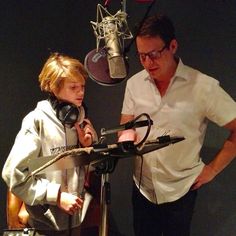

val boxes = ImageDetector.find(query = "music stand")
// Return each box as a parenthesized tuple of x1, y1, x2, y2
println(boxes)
(27, 136, 184, 236)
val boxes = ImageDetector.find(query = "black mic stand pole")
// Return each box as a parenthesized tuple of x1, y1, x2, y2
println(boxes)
(98, 0, 128, 232)
(98, 156, 120, 236)
(98, 112, 153, 236)
(97, 147, 116, 236)
(99, 172, 110, 236)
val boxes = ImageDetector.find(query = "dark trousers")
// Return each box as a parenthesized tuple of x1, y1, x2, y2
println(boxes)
(132, 183, 197, 236)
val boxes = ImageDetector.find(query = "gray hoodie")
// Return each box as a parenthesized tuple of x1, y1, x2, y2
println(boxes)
(2, 100, 94, 230)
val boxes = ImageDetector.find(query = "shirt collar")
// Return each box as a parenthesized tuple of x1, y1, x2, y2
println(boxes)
(174, 58, 190, 81)
(144, 58, 189, 85)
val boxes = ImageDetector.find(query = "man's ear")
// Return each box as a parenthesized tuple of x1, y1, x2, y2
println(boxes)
(169, 39, 178, 54)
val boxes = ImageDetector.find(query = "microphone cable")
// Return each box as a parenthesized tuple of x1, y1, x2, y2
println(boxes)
(137, 154, 144, 190)
(124, 0, 157, 55)
(134, 113, 153, 148)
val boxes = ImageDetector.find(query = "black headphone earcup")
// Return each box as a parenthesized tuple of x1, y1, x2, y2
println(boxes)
(56, 102, 79, 126)
(49, 95, 86, 126)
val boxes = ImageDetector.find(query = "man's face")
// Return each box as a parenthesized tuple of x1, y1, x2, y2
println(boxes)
(54, 80, 85, 107)
(136, 36, 177, 82)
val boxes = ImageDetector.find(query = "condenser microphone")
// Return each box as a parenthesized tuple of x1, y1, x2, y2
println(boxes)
(85, 4, 133, 86)
(103, 15, 127, 79)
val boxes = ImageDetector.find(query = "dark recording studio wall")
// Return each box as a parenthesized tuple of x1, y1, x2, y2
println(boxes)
(0, 1, 235, 235)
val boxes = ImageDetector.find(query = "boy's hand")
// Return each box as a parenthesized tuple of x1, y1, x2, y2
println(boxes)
(57, 192, 83, 215)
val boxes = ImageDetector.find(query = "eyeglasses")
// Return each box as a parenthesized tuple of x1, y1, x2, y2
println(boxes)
(138, 45, 167, 62)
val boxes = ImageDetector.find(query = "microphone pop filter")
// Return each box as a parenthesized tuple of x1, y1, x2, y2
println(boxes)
(84, 48, 128, 86)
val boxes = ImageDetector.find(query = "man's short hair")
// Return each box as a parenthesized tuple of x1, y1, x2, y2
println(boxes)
(137, 14, 176, 46)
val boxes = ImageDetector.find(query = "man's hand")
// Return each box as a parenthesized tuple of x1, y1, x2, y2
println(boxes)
(191, 165, 217, 190)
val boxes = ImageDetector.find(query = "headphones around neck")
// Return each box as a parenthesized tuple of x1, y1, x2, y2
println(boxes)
(48, 95, 86, 127)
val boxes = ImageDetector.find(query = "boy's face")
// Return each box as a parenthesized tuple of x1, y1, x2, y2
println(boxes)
(54, 80, 85, 107)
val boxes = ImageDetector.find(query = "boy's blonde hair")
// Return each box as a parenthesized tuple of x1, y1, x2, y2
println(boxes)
(39, 53, 88, 94)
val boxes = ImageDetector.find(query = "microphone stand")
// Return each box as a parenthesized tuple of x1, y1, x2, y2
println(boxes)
(99, 173, 110, 236)
(95, 135, 186, 236)
(95, 142, 117, 236)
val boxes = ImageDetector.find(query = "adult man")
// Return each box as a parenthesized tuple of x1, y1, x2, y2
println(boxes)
(119, 14, 236, 236)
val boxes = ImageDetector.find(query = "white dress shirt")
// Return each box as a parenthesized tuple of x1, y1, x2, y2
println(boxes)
(121, 59, 236, 204)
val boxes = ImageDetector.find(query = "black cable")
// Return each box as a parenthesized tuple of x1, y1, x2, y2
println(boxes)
(134, 113, 152, 148)
(138, 154, 144, 190)
(124, 0, 157, 55)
